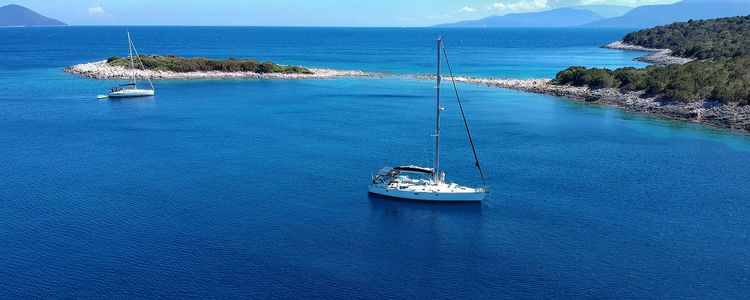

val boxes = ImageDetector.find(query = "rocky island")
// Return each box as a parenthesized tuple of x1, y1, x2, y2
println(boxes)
(65, 55, 380, 80)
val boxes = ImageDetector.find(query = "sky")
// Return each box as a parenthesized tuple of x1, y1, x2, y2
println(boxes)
(7, 0, 681, 26)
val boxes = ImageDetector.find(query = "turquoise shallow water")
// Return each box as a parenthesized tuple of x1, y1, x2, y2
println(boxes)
(0, 27, 749, 299)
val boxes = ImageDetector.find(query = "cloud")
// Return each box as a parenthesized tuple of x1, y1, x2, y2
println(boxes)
(490, 0, 550, 11)
(87, 6, 106, 15)
(458, 6, 477, 12)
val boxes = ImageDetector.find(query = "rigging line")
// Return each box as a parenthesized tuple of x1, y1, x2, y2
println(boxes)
(441, 42, 487, 188)
(127, 32, 136, 86)
(129, 36, 155, 90)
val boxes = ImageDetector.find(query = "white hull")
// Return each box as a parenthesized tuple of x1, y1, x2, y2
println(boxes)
(108, 89, 154, 98)
(368, 184, 485, 202)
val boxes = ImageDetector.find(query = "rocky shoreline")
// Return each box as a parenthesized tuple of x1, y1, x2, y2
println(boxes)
(65, 60, 749, 132)
(603, 41, 694, 66)
(429, 75, 750, 132)
(64, 60, 384, 80)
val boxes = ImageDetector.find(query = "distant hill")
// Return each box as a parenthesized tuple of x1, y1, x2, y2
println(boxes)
(570, 5, 632, 18)
(584, 0, 750, 28)
(0, 4, 66, 27)
(435, 8, 603, 27)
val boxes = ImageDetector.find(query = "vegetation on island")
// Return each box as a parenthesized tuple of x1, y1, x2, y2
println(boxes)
(551, 15, 750, 105)
(552, 58, 750, 104)
(623, 16, 750, 60)
(107, 55, 313, 74)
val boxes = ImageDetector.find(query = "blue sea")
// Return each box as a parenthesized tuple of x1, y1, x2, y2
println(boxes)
(0, 27, 749, 299)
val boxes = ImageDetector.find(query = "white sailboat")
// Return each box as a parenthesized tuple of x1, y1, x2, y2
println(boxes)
(369, 37, 488, 202)
(107, 32, 154, 98)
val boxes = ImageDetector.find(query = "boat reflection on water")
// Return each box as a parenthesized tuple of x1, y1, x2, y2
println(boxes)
(367, 193, 485, 244)
(368, 192, 483, 218)
(104, 95, 156, 110)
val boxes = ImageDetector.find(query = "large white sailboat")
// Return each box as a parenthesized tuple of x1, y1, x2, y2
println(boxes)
(369, 37, 488, 202)
(107, 32, 154, 98)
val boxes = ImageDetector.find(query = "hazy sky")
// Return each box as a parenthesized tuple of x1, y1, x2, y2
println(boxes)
(7, 0, 681, 26)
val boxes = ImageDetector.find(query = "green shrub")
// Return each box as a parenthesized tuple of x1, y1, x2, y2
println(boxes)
(551, 57, 750, 104)
(107, 55, 312, 74)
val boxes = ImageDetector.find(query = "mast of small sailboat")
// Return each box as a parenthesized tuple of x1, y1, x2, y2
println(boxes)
(127, 31, 136, 88)
(434, 36, 442, 184)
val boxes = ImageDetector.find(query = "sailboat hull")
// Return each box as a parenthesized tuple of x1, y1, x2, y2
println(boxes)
(108, 89, 154, 98)
(368, 184, 486, 202)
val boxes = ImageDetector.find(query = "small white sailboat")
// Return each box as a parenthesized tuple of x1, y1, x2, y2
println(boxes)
(107, 32, 154, 98)
(369, 37, 488, 202)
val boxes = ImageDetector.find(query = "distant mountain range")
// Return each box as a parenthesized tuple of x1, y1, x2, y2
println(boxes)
(585, 0, 750, 28)
(568, 5, 632, 19)
(0, 4, 66, 27)
(435, 8, 604, 28)
(437, 0, 750, 28)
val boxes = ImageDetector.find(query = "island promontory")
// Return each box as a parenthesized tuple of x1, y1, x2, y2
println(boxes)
(65, 55, 377, 80)
(547, 15, 750, 131)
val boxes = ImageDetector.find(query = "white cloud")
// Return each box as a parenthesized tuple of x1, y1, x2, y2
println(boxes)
(87, 6, 106, 15)
(459, 6, 477, 12)
(490, 0, 550, 11)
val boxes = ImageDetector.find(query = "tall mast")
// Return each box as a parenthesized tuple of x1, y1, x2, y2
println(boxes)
(128, 31, 136, 87)
(434, 36, 442, 183)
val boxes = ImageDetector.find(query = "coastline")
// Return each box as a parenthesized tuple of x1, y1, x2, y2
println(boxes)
(64, 60, 384, 80)
(445, 76, 750, 132)
(603, 41, 694, 66)
(65, 60, 750, 132)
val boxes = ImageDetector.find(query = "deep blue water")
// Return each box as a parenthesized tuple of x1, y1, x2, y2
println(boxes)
(0, 27, 749, 299)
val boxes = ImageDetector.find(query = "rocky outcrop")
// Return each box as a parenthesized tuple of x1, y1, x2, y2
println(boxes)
(603, 41, 694, 66)
(64, 60, 383, 80)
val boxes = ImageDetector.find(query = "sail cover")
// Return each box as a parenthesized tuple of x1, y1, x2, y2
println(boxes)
(393, 165, 434, 174)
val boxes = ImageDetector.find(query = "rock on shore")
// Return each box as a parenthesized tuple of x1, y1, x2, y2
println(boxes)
(64, 60, 383, 80)
(440, 75, 750, 132)
(603, 41, 694, 66)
